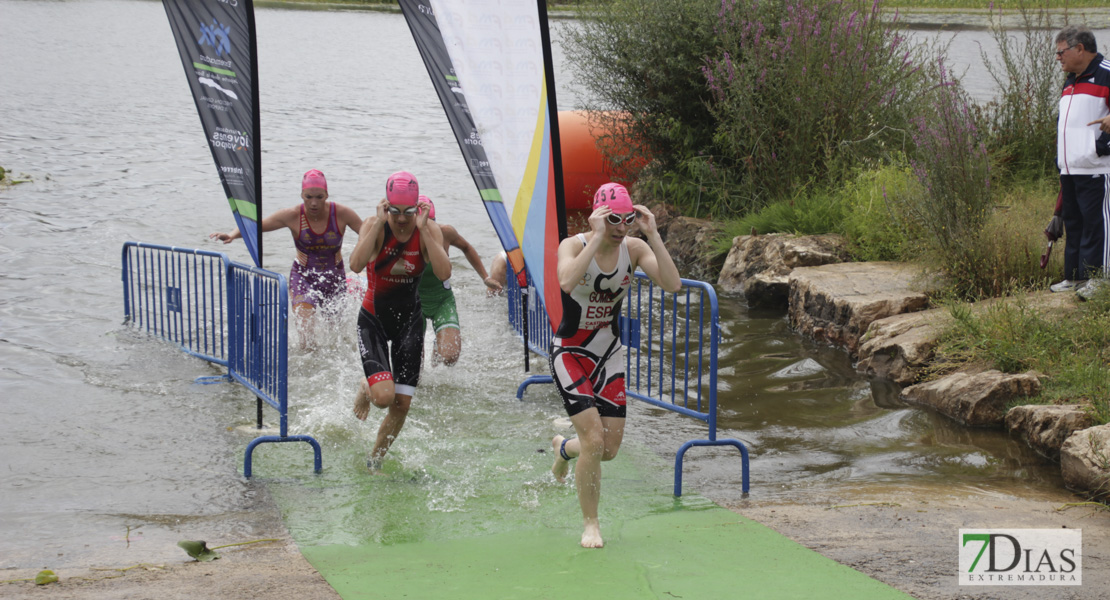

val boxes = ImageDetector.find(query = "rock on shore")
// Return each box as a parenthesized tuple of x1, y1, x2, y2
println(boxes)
(788, 262, 933, 357)
(901, 369, 1042, 428)
(717, 233, 847, 308)
(1061, 424, 1110, 501)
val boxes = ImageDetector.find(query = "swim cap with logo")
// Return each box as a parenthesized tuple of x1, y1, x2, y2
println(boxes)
(302, 169, 327, 191)
(386, 171, 419, 206)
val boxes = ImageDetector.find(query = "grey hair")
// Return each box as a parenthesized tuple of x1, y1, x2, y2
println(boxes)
(1056, 25, 1098, 54)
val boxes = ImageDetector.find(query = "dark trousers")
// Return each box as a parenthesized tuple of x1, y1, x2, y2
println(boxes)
(1059, 173, 1110, 281)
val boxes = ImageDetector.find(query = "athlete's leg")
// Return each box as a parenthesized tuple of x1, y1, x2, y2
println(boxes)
(551, 434, 577, 483)
(569, 407, 606, 548)
(366, 309, 423, 469)
(428, 292, 461, 366)
(370, 392, 412, 469)
(355, 308, 395, 420)
(599, 416, 626, 461)
(434, 326, 461, 366)
(292, 302, 317, 349)
(354, 378, 397, 421)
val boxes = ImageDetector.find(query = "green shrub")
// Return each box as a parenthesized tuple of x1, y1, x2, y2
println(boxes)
(709, 163, 917, 259)
(978, 2, 1061, 180)
(562, 0, 725, 196)
(566, 0, 933, 218)
(702, 0, 930, 213)
(900, 62, 994, 297)
(839, 165, 918, 261)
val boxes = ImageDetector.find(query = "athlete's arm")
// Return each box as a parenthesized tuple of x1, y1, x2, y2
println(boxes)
(349, 200, 388, 273)
(628, 205, 682, 293)
(557, 206, 608, 293)
(334, 203, 364, 237)
(487, 253, 507, 294)
(417, 200, 452, 282)
(210, 206, 296, 243)
(444, 226, 493, 283)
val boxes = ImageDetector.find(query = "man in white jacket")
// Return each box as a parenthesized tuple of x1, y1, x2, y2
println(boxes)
(1052, 25, 1110, 298)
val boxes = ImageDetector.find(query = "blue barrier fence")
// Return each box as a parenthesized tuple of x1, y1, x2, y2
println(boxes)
(121, 243, 229, 367)
(510, 271, 750, 497)
(122, 242, 321, 477)
(506, 270, 555, 358)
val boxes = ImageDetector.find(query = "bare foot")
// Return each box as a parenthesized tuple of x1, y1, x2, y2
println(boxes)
(581, 521, 604, 549)
(354, 381, 371, 421)
(551, 435, 569, 483)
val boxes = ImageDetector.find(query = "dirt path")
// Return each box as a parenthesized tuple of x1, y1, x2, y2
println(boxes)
(0, 540, 338, 600)
(0, 487, 339, 600)
(729, 486, 1109, 600)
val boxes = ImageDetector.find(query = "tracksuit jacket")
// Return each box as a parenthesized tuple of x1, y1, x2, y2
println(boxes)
(1054, 52, 1110, 281)
(1057, 52, 1110, 175)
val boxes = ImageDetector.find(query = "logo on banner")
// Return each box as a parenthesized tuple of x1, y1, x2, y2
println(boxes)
(508, 14, 535, 30)
(220, 165, 246, 187)
(959, 529, 1081, 586)
(211, 127, 250, 151)
(198, 19, 232, 57)
(199, 77, 239, 100)
(468, 158, 492, 176)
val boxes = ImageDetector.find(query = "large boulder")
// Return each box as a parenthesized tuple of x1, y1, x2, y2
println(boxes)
(788, 262, 933, 356)
(1005, 404, 1095, 461)
(856, 308, 948, 385)
(900, 370, 1041, 428)
(717, 234, 847, 308)
(1060, 424, 1110, 500)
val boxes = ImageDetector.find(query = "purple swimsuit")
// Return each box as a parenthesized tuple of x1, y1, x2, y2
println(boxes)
(289, 203, 345, 308)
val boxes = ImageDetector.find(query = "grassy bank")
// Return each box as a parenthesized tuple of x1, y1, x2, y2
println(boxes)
(934, 292, 1110, 424)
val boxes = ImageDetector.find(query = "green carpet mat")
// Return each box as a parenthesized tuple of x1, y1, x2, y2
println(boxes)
(300, 505, 913, 600)
(250, 380, 912, 600)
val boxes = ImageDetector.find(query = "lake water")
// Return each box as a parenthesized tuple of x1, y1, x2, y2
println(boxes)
(0, 0, 1080, 570)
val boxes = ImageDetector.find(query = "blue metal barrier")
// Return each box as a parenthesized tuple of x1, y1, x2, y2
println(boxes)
(622, 273, 749, 497)
(122, 242, 229, 368)
(506, 270, 557, 395)
(512, 270, 750, 497)
(228, 262, 322, 477)
(122, 242, 321, 477)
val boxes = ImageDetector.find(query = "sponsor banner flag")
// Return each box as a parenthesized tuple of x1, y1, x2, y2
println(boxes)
(399, 0, 564, 329)
(164, 0, 263, 267)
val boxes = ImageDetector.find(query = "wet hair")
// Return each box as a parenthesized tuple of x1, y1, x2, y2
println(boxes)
(1056, 25, 1097, 54)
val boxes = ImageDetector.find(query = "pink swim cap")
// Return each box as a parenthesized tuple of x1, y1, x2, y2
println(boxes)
(419, 195, 436, 220)
(302, 169, 327, 191)
(592, 182, 635, 213)
(386, 171, 419, 207)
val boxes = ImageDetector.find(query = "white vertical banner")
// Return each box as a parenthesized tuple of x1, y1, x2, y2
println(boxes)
(428, 0, 545, 223)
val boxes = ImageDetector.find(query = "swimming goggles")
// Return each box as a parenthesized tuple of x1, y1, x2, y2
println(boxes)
(606, 212, 637, 226)
(387, 205, 419, 216)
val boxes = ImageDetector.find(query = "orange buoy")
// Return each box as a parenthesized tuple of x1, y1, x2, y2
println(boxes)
(557, 111, 644, 211)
